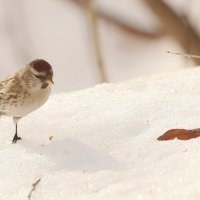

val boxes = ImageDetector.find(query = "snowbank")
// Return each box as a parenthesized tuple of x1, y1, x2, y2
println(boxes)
(1, 68, 200, 199)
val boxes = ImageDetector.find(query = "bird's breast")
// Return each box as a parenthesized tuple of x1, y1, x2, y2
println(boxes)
(5, 87, 51, 117)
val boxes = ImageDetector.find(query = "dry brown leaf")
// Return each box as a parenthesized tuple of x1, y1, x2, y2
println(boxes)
(157, 128, 200, 141)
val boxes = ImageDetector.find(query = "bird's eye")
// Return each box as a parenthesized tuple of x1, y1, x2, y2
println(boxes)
(34, 74, 44, 79)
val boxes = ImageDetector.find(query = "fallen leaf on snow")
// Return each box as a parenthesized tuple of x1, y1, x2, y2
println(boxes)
(157, 128, 200, 141)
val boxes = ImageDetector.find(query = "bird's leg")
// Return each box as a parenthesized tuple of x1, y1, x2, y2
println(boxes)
(12, 124, 22, 143)
(12, 117, 22, 143)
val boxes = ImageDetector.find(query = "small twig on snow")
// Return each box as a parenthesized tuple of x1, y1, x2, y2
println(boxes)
(27, 178, 41, 200)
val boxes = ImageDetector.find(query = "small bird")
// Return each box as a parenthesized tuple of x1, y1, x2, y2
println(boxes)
(0, 59, 54, 143)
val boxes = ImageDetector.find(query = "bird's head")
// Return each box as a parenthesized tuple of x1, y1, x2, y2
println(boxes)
(28, 59, 54, 89)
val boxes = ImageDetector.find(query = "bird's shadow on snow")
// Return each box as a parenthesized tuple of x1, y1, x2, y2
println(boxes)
(22, 138, 122, 172)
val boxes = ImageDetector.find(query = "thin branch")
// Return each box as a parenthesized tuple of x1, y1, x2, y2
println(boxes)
(27, 178, 41, 200)
(85, 0, 107, 82)
(65, 0, 164, 39)
(144, 0, 200, 65)
(166, 51, 200, 59)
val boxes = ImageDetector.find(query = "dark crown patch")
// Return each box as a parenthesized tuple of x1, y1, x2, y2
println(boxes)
(31, 59, 52, 73)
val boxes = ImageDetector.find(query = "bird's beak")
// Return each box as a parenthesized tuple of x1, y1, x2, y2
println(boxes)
(45, 79, 54, 85)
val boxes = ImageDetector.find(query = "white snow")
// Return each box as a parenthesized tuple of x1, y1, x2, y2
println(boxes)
(1, 68, 200, 199)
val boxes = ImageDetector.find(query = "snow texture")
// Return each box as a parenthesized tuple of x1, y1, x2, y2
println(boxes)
(1, 68, 200, 199)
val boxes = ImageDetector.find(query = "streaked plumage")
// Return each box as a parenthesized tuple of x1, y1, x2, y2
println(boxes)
(0, 59, 54, 143)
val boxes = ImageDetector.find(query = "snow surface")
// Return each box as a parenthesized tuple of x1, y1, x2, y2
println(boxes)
(1, 68, 200, 199)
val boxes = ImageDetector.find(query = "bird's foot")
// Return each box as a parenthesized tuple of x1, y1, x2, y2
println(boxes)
(12, 135, 22, 144)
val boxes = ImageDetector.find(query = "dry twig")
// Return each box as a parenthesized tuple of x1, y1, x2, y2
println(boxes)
(144, 0, 200, 65)
(85, 0, 107, 82)
(27, 178, 41, 200)
(65, 0, 163, 39)
(166, 51, 200, 59)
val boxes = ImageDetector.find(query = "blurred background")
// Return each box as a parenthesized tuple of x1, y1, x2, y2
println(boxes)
(0, 0, 200, 93)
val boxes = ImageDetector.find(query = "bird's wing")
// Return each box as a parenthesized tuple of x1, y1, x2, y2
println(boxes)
(0, 82, 3, 91)
(0, 77, 12, 93)
(0, 76, 16, 114)
(0, 81, 6, 114)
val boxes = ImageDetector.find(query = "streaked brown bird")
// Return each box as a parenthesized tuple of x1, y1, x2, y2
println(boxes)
(0, 59, 54, 143)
